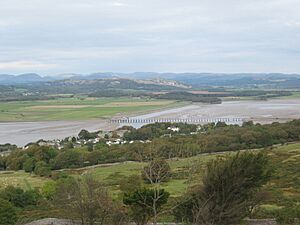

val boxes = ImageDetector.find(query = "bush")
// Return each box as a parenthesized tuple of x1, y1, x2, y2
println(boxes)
(34, 161, 51, 177)
(123, 188, 170, 225)
(0, 199, 18, 225)
(175, 152, 273, 225)
(23, 158, 35, 172)
(0, 186, 40, 208)
(275, 206, 300, 224)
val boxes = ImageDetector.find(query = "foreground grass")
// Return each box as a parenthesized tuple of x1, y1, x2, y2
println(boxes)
(0, 171, 47, 190)
(263, 144, 300, 205)
(0, 143, 299, 223)
(0, 97, 181, 122)
(82, 143, 300, 203)
(1, 143, 299, 208)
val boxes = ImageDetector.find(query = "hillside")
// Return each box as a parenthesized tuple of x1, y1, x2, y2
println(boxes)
(1, 73, 300, 89)
(0, 73, 53, 84)
(1, 143, 299, 220)
(71, 143, 300, 205)
(39, 78, 188, 94)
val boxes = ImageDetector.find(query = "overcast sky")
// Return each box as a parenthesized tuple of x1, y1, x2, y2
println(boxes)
(0, 0, 300, 75)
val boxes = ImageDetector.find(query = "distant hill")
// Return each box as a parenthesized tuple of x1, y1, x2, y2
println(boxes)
(0, 73, 54, 84)
(37, 78, 187, 94)
(71, 72, 118, 80)
(1, 72, 300, 89)
(63, 72, 300, 88)
(155, 73, 300, 88)
(104, 72, 300, 88)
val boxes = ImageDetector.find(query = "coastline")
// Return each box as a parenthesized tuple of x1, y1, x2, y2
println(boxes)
(1, 99, 300, 147)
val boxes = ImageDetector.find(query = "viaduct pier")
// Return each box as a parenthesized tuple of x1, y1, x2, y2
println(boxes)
(110, 117, 245, 124)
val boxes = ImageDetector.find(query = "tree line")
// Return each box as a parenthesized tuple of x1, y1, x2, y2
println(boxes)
(155, 91, 222, 103)
(1, 120, 300, 174)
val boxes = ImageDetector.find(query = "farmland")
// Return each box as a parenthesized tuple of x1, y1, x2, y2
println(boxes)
(277, 91, 300, 99)
(0, 97, 181, 122)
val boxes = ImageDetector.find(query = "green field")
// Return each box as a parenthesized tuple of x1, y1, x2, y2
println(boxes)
(277, 91, 300, 99)
(0, 97, 181, 122)
(81, 144, 300, 203)
(0, 171, 48, 190)
(1, 143, 299, 207)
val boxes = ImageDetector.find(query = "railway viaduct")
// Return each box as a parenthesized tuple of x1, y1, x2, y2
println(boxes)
(110, 117, 245, 124)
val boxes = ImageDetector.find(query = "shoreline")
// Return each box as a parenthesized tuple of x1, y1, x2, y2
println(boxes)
(1, 99, 300, 146)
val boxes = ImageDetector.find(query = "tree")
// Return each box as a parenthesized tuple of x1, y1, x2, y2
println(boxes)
(54, 175, 124, 225)
(123, 188, 169, 225)
(0, 186, 39, 208)
(181, 151, 272, 225)
(242, 121, 254, 127)
(0, 156, 6, 170)
(23, 158, 35, 172)
(63, 142, 74, 149)
(142, 158, 171, 183)
(0, 199, 18, 225)
(78, 129, 97, 140)
(34, 161, 51, 177)
(26, 145, 57, 163)
(138, 159, 171, 224)
(41, 180, 57, 200)
(173, 191, 198, 223)
(5, 150, 24, 170)
(51, 150, 85, 169)
(86, 150, 103, 165)
(240, 131, 257, 146)
(215, 121, 227, 128)
(111, 131, 119, 139)
(119, 174, 142, 194)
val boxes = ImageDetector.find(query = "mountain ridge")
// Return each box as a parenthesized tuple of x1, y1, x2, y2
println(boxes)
(1, 72, 300, 88)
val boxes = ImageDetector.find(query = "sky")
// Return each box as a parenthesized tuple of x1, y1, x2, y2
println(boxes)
(0, 0, 300, 76)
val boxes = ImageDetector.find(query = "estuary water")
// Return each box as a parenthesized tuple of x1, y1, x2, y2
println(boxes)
(1, 99, 299, 146)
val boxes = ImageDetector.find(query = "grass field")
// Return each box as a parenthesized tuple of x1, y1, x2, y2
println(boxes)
(61, 143, 299, 203)
(1, 143, 299, 207)
(277, 91, 300, 99)
(0, 143, 298, 223)
(222, 91, 300, 101)
(0, 171, 48, 190)
(0, 97, 181, 122)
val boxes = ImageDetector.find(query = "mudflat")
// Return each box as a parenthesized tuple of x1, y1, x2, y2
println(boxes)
(1, 99, 299, 146)
(131, 99, 300, 123)
(0, 120, 116, 146)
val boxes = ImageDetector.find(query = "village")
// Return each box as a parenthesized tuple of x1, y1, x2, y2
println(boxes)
(30, 125, 191, 151)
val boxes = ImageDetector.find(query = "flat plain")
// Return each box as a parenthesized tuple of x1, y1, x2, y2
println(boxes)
(0, 97, 179, 122)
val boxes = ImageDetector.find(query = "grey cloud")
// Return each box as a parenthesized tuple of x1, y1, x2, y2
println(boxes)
(0, 0, 299, 74)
